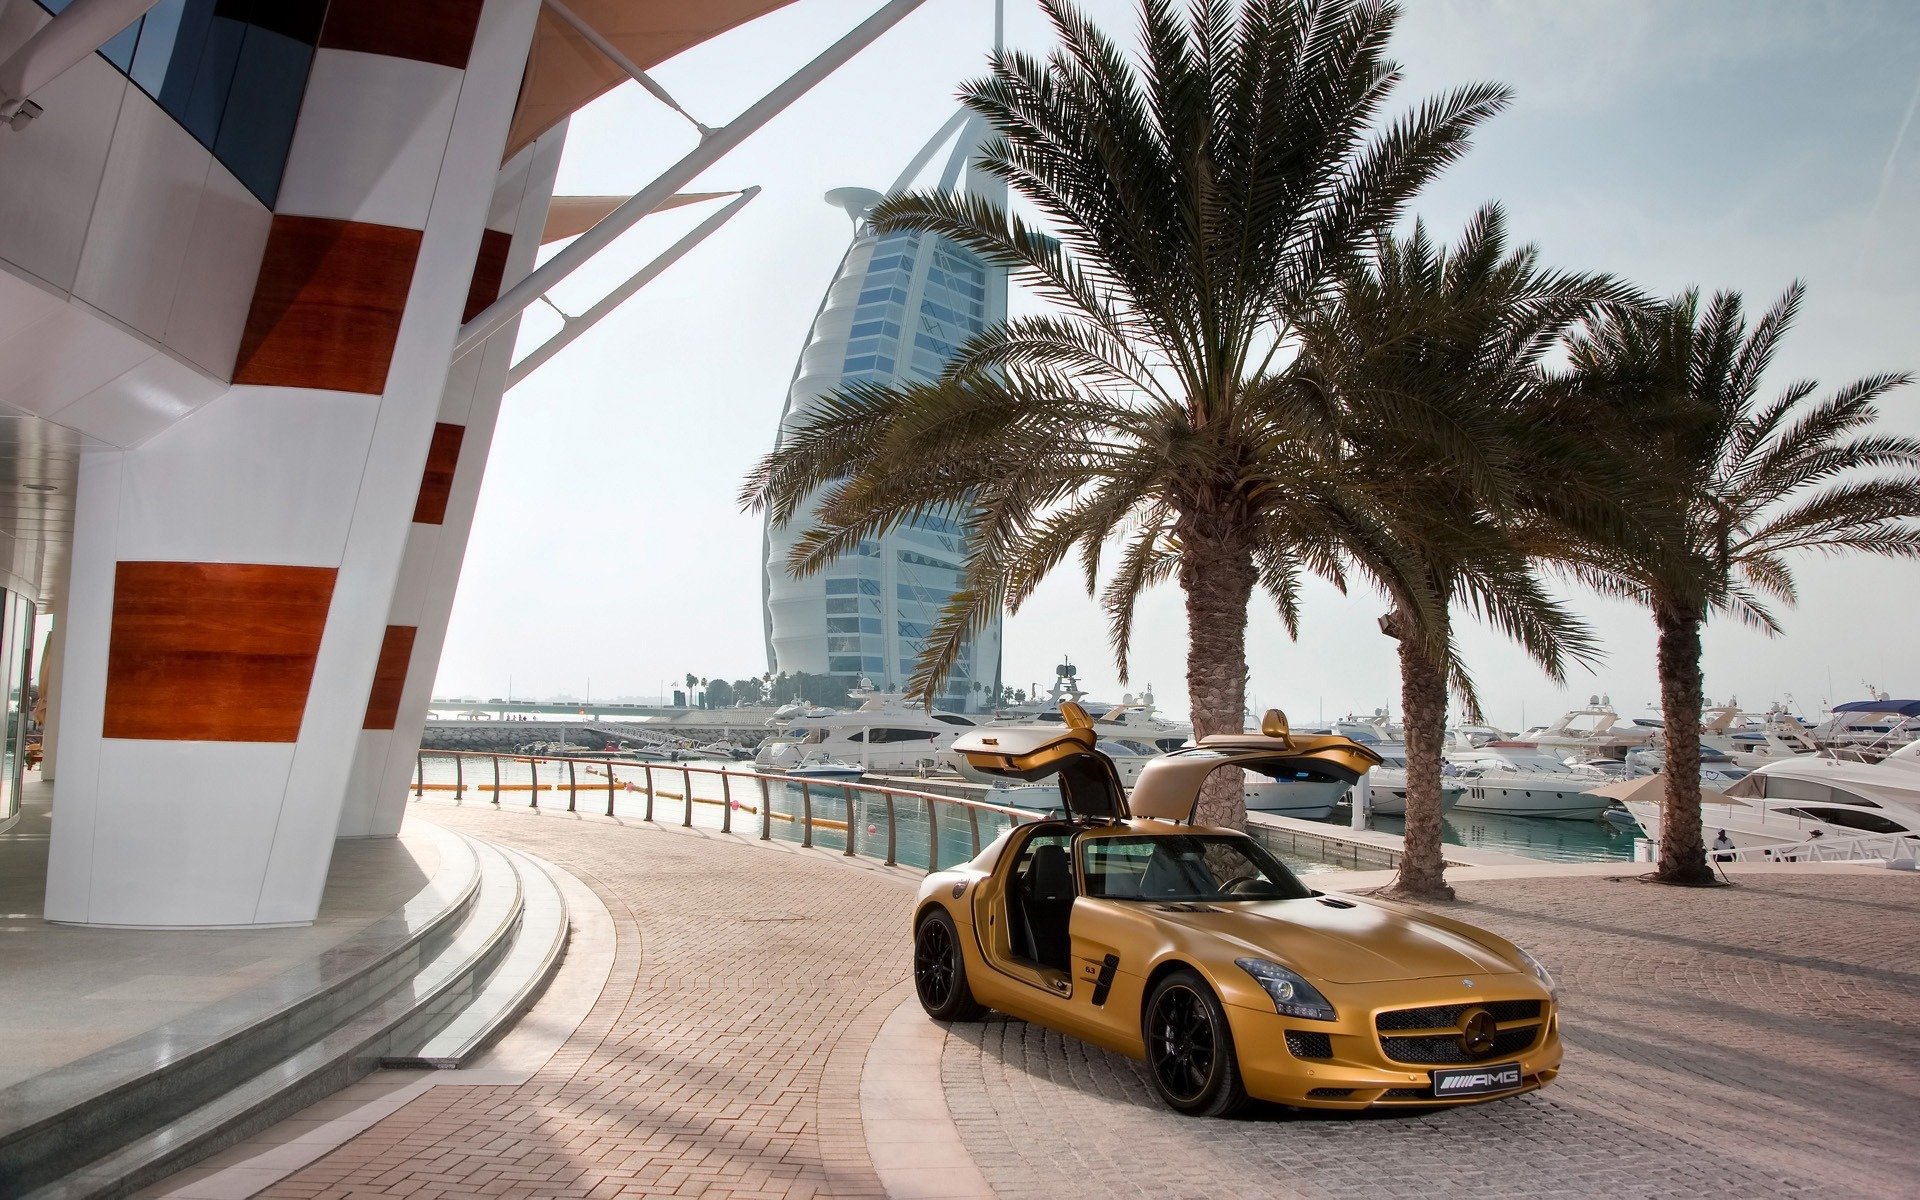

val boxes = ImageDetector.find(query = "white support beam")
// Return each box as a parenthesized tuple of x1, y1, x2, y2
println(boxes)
(506, 186, 759, 387)
(544, 0, 712, 137)
(1, 0, 160, 127)
(455, 0, 932, 359)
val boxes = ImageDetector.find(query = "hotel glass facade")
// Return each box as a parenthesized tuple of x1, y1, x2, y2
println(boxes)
(763, 179, 1007, 711)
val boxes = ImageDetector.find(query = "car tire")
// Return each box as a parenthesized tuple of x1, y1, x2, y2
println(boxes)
(914, 907, 986, 1021)
(1143, 968, 1246, 1117)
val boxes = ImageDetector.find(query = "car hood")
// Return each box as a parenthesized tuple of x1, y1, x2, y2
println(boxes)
(1145, 896, 1522, 984)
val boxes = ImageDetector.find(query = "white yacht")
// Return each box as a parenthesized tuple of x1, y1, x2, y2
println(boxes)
(1331, 711, 1401, 743)
(755, 687, 980, 772)
(1244, 765, 1352, 819)
(949, 736, 1164, 789)
(1347, 742, 1464, 815)
(992, 698, 1191, 752)
(1445, 723, 1510, 749)
(1526, 696, 1658, 761)
(1624, 739, 1920, 851)
(1623, 744, 1749, 786)
(1808, 698, 1920, 761)
(1702, 701, 1820, 767)
(993, 663, 1193, 752)
(1446, 744, 1615, 820)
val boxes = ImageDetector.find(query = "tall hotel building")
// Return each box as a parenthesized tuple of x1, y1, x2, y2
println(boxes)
(762, 114, 1007, 711)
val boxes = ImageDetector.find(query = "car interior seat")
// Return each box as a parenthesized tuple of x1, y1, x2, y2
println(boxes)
(1139, 843, 1218, 899)
(1024, 843, 1076, 970)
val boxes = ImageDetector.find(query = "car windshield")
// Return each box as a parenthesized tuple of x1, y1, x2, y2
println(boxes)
(1081, 835, 1311, 903)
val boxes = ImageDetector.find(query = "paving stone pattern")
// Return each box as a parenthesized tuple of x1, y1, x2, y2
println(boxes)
(260, 799, 1916, 1199)
(265, 803, 920, 1199)
(941, 874, 1920, 1199)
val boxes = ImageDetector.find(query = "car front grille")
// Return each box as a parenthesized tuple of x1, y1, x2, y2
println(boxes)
(1375, 1000, 1541, 1031)
(1380, 1026, 1540, 1064)
(1373, 999, 1547, 1066)
(1284, 1030, 1333, 1059)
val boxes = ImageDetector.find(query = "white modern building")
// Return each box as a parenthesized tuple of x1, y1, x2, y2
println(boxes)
(761, 113, 1008, 712)
(0, 0, 932, 928)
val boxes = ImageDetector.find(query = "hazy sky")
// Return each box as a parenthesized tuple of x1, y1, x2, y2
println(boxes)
(435, 0, 1920, 728)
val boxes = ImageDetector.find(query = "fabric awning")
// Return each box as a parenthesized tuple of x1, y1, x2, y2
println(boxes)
(1832, 699, 1920, 716)
(541, 192, 734, 243)
(506, 1, 800, 157)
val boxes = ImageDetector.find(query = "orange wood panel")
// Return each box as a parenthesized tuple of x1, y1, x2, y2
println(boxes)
(319, 0, 488, 69)
(412, 422, 466, 525)
(363, 625, 419, 730)
(233, 216, 422, 395)
(463, 228, 513, 323)
(104, 562, 337, 743)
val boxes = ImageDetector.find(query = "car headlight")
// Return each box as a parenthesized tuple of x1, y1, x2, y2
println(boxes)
(1235, 958, 1336, 1021)
(1516, 947, 1558, 999)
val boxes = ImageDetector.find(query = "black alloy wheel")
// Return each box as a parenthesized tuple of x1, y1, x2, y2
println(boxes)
(914, 907, 985, 1021)
(1144, 969, 1246, 1116)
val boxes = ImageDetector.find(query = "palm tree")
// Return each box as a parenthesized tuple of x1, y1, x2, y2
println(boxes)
(1564, 285, 1919, 885)
(1296, 206, 1632, 898)
(743, 0, 1511, 827)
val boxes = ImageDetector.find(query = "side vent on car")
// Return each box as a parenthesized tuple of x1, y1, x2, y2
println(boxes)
(1090, 954, 1120, 1006)
(1286, 1031, 1334, 1059)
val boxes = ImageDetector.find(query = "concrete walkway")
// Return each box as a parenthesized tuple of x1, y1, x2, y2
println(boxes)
(260, 803, 923, 1199)
(150, 799, 1917, 1199)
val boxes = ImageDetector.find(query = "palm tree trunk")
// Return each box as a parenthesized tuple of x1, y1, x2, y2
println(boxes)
(1383, 601, 1455, 901)
(1180, 530, 1255, 830)
(1654, 601, 1715, 886)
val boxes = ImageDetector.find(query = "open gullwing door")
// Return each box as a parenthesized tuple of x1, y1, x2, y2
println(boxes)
(949, 703, 1128, 822)
(1129, 710, 1383, 823)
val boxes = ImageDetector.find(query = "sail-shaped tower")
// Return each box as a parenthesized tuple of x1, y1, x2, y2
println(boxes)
(761, 111, 1008, 712)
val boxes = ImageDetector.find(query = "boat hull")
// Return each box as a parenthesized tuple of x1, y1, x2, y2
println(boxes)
(1453, 783, 1611, 820)
(1363, 783, 1465, 816)
(1244, 776, 1348, 819)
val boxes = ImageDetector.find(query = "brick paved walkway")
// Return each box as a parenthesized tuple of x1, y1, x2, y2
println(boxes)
(265, 803, 920, 1199)
(940, 873, 1920, 1199)
(256, 802, 1918, 1199)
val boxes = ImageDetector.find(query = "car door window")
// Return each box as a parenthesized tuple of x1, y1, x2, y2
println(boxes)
(1007, 830, 1076, 970)
(1082, 836, 1310, 902)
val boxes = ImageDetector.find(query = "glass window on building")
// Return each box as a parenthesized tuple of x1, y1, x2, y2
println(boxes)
(0, 594, 34, 826)
(37, 0, 326, 206)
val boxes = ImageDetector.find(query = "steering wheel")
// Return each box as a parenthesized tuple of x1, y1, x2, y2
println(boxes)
(1221, 874, 1266, 896)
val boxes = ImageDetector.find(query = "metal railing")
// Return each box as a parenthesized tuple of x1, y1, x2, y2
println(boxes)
(410, 748, 1036, 872)
(1717, 831, 1920, 864)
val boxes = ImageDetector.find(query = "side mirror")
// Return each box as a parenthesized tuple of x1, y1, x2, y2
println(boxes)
(1261, 709, 1291, 743)
(1061, 701, 1093, 731)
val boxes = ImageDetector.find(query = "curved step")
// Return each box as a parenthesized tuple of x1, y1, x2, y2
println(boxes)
(0, 825, 482, 1196)
(386, 845, 569, 1068)
(15, 834, 543, 1200)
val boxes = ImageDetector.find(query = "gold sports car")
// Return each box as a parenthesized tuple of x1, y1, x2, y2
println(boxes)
(913, 704, 1563, 1116)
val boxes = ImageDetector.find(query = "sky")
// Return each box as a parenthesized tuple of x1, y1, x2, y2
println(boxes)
(434, 0, 1920, 729)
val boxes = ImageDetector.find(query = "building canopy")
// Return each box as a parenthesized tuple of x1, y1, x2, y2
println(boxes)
(506, 1, 799, 157)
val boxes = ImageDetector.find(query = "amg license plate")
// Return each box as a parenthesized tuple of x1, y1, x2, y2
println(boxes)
(1430, 1062, 1522, 1097)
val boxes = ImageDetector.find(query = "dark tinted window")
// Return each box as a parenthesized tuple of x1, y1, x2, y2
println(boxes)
(1797, 807, 1906, 834)
(1082, 835, 1311, 902)
(37, 0, 323, 206)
